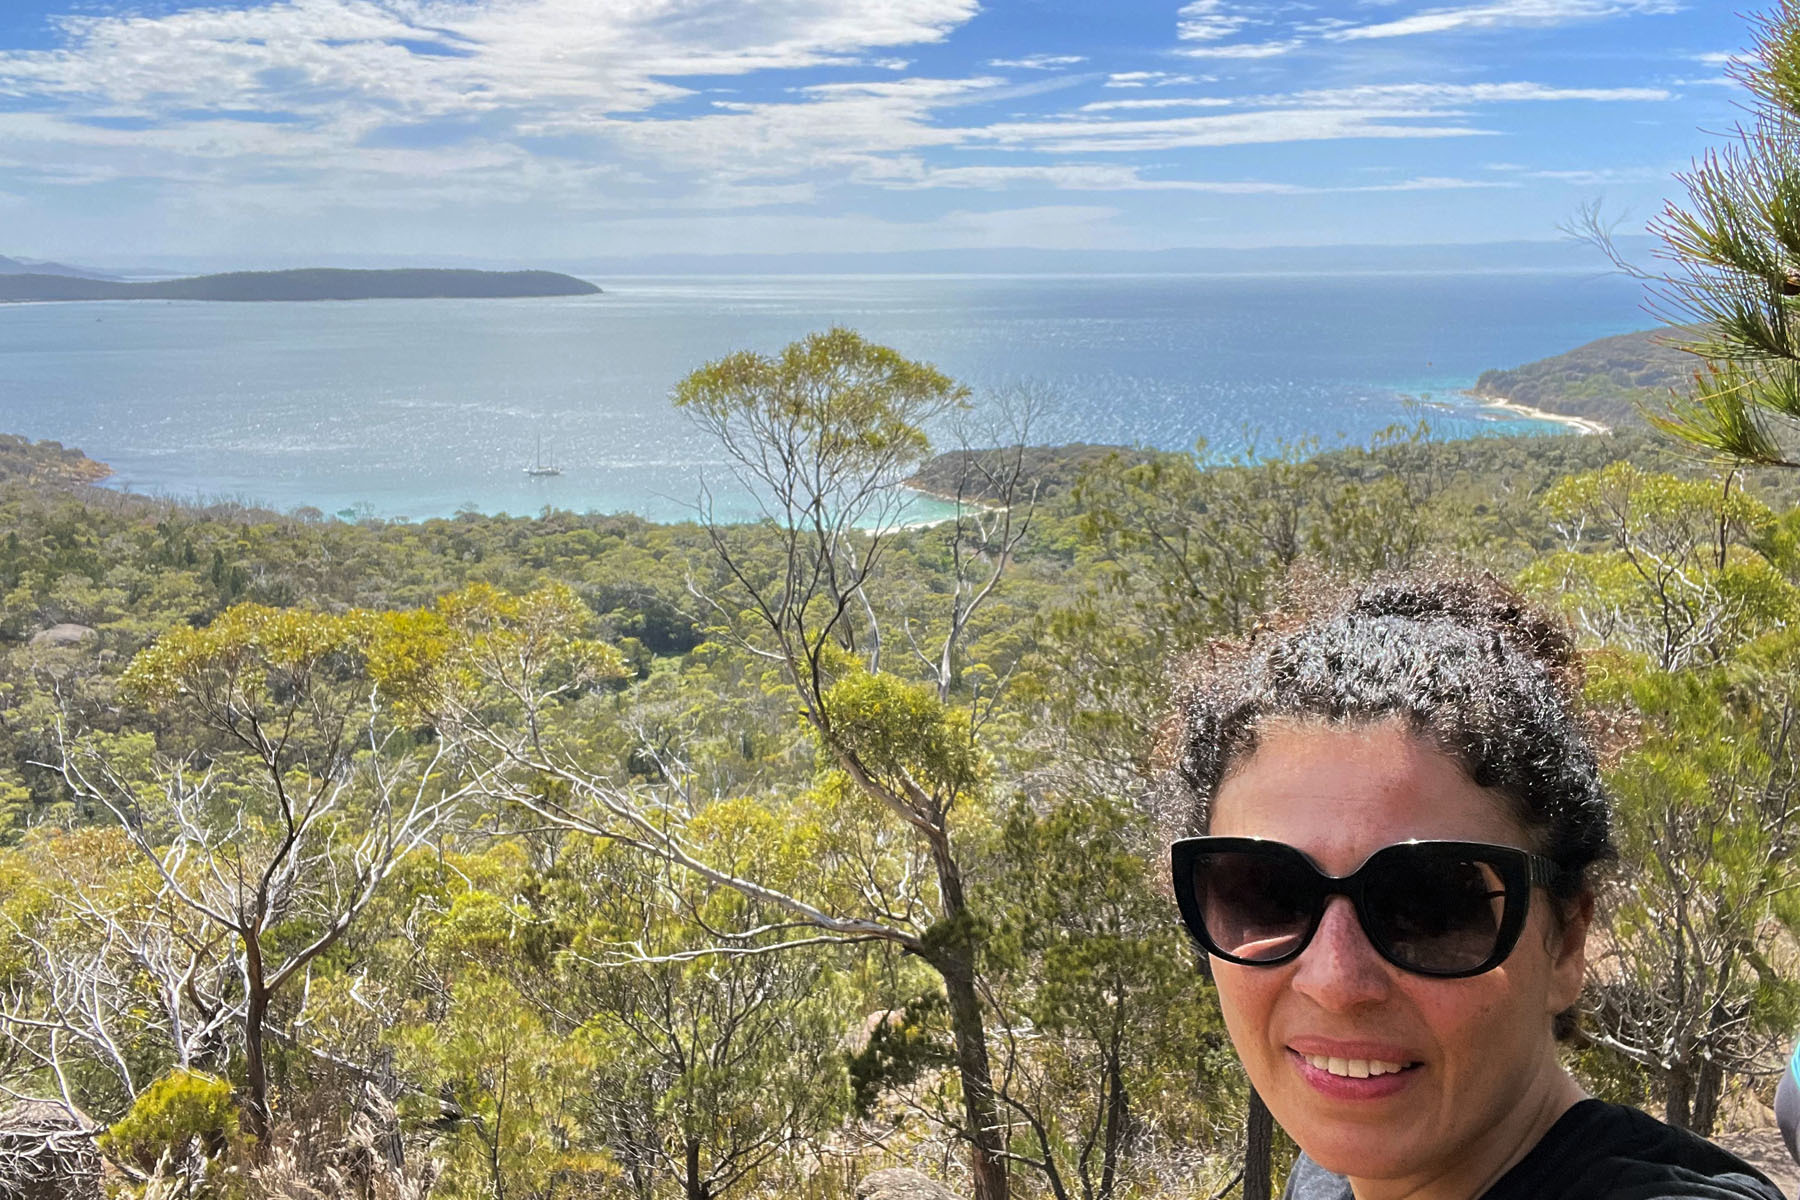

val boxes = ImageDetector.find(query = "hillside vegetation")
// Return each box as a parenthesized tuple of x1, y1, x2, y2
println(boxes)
(0, 335, 1796, 1200)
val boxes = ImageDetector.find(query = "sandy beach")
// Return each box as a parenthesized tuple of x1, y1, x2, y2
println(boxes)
(1476, 394, 1611, 436)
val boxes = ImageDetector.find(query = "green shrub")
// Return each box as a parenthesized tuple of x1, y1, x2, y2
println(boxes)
(99, 1069, 238, 1172)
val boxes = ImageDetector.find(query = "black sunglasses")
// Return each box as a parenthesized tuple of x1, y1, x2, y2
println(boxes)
(1170, 837, 1562, 979)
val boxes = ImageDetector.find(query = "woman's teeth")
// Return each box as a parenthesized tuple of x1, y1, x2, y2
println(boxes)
(1302, 1054, 1413, 1078)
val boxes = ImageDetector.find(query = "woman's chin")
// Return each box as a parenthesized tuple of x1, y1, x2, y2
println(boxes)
(1296, 1136, 1426, 1185)
(1268, 1086, 1439, 1184)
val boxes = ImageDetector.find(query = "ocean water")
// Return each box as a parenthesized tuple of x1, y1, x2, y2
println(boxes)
(0, 271, 1650, 523)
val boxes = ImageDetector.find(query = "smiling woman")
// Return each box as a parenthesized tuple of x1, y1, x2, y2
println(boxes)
(1159, 572, 1787, 1200)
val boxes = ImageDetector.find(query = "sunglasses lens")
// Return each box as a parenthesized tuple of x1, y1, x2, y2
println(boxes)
(1362, 850, 1508, 974)
(1193, 850, 1318, 963)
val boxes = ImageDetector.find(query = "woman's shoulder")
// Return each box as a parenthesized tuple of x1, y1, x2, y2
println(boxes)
(1492, 1100, 1785, 1200)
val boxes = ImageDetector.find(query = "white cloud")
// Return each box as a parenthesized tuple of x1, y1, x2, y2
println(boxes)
(988, 54, 1087, 69)
(1359, 176, 1514, 191)
(1330, 0, 1680, 41)
(1178, 0, 1250, 42)
(1105, 71, 1209, 88)
(1077, 81, 1665, 115)
(1266, 82, 1671, 106)
(1081, 97, 1234, 111)
(973, 109, 1493, 154)
(866, 162, 1267, 191)
(1169, 0, 1303, 59)
(1510, 166, 1673, 184)
(0, 0, 980, 121)
(863, 161, 1515, 194)
(1177, 40, 1304, 59)
(0, 0, 991, 218)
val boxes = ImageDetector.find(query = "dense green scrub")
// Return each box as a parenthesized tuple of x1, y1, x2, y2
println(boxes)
(1, 411, 1796, 1200)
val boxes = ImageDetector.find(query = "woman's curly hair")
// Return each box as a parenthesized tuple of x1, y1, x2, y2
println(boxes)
(1160, 570, 1615, 907)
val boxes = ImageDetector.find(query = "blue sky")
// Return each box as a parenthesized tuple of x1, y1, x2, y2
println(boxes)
(0, 0, 1752, 265)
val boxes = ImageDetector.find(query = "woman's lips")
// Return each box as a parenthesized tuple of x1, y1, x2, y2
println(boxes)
(1288, 1048, 1420, 1100)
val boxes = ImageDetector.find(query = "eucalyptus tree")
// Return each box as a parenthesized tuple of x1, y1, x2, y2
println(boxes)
(547, 836, 853, 1200)
(1526, 462, 1794, 669)
(22, 592, 587, 1152)
(446, 329, 1038, 1200)
(1523, 464, 1800, 1130)
(1581, 644, 1800, 1133)
(981, 792, 1228, 1200)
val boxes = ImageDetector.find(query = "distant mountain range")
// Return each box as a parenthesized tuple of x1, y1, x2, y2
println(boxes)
(0, 268, 602, 302)
(0, 255, 119, 280)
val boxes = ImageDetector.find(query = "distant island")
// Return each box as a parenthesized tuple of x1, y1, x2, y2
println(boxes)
(0, 268, 601, 303)
(1471, 327, 1702, 429)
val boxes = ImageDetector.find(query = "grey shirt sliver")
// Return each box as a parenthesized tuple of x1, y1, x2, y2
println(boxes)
(1277, 1100, 1785, 1200)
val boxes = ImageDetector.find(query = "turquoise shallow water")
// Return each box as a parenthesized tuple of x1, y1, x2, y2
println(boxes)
(0, 271, 1649, 522)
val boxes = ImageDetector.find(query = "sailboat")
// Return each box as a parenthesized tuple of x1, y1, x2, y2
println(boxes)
(524, 434, 561, 477)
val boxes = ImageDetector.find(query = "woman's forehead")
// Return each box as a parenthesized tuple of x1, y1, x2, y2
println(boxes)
(1209, 719, 1534, 860)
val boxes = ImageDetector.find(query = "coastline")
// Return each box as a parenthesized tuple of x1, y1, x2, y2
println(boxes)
(1470, 392, 1611, 436)
(893, 483, 1005, 531)
(901, 481, 1006, 509)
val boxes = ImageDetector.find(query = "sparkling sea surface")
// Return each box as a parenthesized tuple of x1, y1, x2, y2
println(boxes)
(0, 271, 1651, 523)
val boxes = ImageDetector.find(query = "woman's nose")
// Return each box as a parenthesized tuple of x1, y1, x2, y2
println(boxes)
(1289, 896, 1394, 1011)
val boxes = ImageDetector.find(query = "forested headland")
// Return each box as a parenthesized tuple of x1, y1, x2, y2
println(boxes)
(2, 325, 1796, 1200)
(1471, 326, 1701, 429)
(0, 434, 110, 486)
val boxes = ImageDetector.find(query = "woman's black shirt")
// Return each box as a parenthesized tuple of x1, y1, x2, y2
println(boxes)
(1280, 1100, 1784, 1200)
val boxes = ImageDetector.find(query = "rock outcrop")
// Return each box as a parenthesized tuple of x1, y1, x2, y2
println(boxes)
(857, 1166, 960, 1200)
(28, 623, 97, 648)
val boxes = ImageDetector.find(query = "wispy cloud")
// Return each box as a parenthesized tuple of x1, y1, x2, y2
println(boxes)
(988, 54, 1086, 69)
(1076, 81, 1667, 114)
(0, 0, 980, 120)
(1105, 71, 1210, 88)
(1177, 40, 1304, 59)
(1266, 82, 1671, 106)
(1177, 0, 1252, 43)
(865, 161, 1516, 194)
(1503, 165, 1675, 184)
(1329, 0, 1681, 41)
(1168, 0, 1304, 59)
(0, 0, 987, 213)
(1081, 97, 1235, 112)
(973, 110, 1494, 154)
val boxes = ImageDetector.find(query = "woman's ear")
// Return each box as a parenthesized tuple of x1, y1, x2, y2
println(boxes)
(1546, 891, 1593, 1015)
